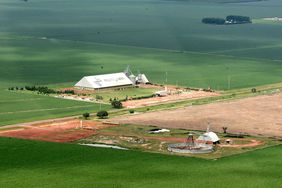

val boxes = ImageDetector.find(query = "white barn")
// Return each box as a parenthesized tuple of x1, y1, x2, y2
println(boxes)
(75, 72, 134, 90)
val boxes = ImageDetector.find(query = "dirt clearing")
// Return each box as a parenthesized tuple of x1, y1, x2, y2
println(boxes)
(110, 93, 282, 137)
(0, 119, 116, 142)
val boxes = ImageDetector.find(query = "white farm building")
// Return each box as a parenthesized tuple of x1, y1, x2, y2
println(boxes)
(197, 132, 220, 144)
(75, 72, 134, 90)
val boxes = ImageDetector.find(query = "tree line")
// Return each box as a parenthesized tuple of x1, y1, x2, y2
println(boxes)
(8, 86, 75, 95)
(202, 15, 252, 25)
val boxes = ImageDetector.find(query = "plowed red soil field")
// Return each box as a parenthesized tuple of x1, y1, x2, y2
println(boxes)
(0, 119, 116, 142)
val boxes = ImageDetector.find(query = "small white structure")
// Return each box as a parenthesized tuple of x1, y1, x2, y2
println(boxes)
(155, 86, 168, 97)
(149, 129, 170, 134)
(197, 132, 220, 144)
(75, 72, 134, 90)
(128, 74, 136, 85)
(136, 74, 150, 84)
(155, 90, 168, 97)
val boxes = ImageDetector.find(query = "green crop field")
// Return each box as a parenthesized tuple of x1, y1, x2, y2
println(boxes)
(1, 37, 281, 90)
(0, 137, 281, 188)
(2, 0, 282, 54)
(0, 90, 110, 126)
(0, 0, 282, 125)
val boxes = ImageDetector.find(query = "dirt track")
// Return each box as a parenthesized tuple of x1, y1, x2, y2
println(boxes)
(110, 93, 282, 137)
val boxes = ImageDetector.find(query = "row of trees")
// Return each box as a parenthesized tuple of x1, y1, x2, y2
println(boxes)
(84, 108, 134, 120)
(202, 18, 226, 25)
(82, 98, 128, 119)
(226, 15, 251, 23)
(202, 15, 251, 25)
(8, 86, 75, 95)
(83, 111, 108, 119)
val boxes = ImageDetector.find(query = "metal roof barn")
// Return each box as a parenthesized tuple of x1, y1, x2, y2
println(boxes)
(75, 72, 134, 89)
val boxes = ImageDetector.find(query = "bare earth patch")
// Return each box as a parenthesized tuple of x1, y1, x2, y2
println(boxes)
(0, 119, 116, 142)
(110, 93, 282, 137)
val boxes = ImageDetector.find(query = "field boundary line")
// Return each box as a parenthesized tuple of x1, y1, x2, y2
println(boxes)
(208, 43, 282, 54)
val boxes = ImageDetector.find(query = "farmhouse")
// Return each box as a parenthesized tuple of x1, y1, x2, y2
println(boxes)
(75, 72, 134, 90)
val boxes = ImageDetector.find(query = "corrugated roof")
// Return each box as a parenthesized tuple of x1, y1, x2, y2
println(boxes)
(75, 72, 133, 89)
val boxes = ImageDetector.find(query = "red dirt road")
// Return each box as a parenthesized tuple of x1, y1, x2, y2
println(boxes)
(110, 93, 282, 137)
(0, 119, 116, 142)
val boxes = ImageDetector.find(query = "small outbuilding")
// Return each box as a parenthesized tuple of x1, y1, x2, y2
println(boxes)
(197, 132, 220, 144)
(136, 74, 150, 84)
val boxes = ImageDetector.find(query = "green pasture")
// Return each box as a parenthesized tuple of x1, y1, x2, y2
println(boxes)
(212, 44, 282, 60)
(0, 137, 281, 188)
(0, 90, 110, 126)
(1, 37, 282, 90)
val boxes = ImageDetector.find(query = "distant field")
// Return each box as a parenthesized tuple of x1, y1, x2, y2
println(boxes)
(0, 138, 281, 188)
(0, 90, 110, 126)
(1, 37, 281, 90)
(1, 0, 282, 53)
(216, 45, 282, 60)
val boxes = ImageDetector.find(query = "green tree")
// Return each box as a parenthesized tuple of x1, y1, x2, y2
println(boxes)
(111, 100, 123, 109)
(222, 127, 228, 134)
(96, 111, 109, 119)
(129, 109, 135, 114)
(82, 112, 90, 119)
